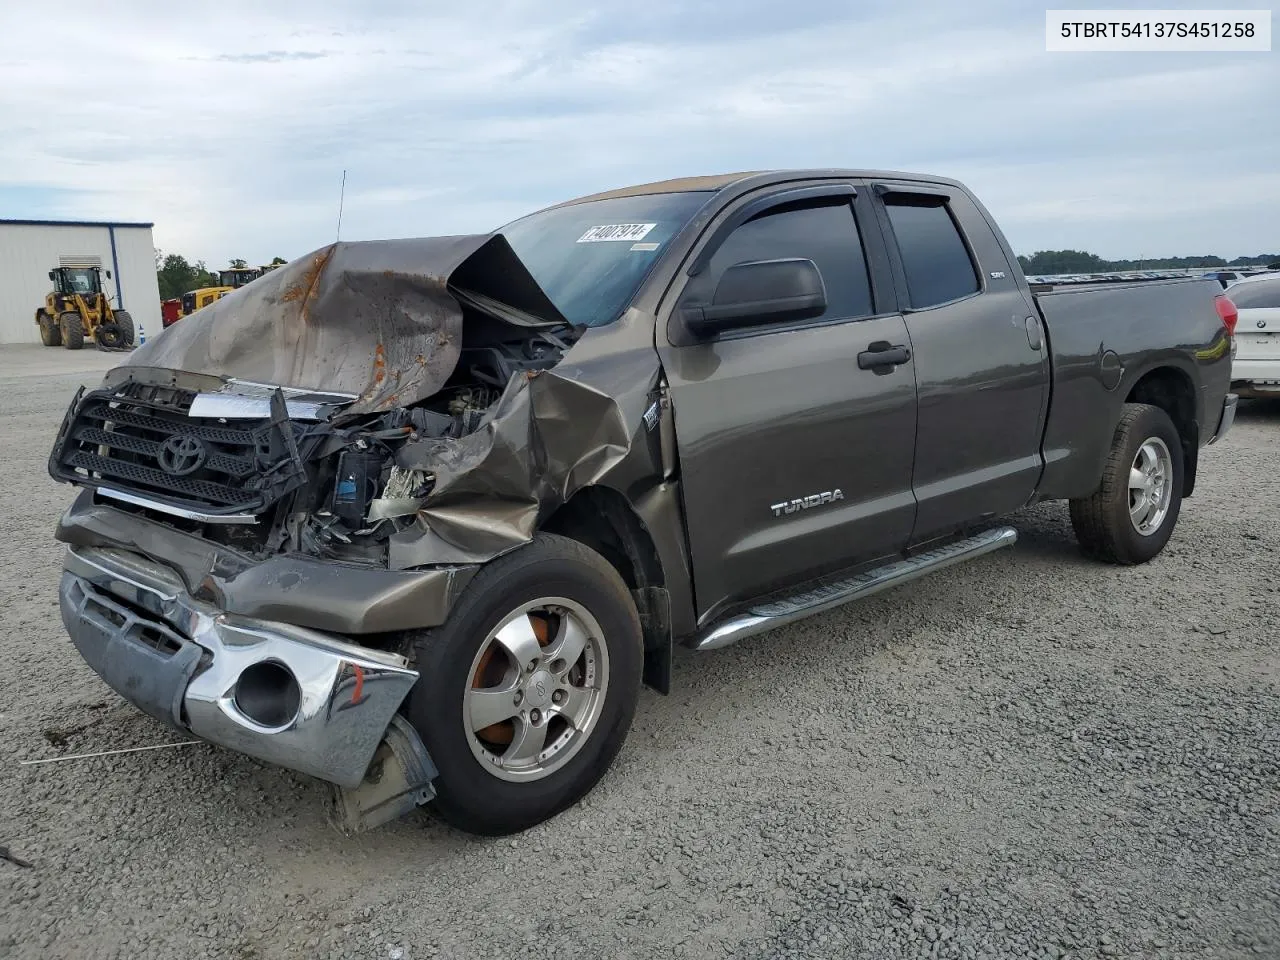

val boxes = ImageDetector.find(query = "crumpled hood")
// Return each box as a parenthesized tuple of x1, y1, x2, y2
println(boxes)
(117, 234, 565, 414)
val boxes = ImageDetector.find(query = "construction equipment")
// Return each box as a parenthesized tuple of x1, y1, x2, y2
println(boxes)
(35, 266, 135, 350)
(179, 286, 233, 317)
(175, 266, 268, 320)
(160, 298, 182, 328)
(220, 267, 263, 288)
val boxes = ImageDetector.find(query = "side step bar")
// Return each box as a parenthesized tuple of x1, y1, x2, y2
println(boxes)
(692, 526, 1018, 652)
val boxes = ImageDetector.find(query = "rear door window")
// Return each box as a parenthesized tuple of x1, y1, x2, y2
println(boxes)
(883, 197, 979, 309)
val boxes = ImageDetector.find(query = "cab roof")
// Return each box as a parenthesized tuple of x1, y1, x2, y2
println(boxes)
(551, 169, 965, 208)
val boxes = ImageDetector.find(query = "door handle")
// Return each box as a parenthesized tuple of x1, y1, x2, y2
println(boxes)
(1024, 315, 1043, 351)
(857, 341, 912, 370)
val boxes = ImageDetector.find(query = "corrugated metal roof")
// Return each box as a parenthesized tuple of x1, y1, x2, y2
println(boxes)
(0, 218, 154, 229)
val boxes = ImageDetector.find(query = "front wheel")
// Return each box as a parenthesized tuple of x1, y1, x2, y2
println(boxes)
(60, 312, 85, 350)
(405, 534, 643, 835)
(1070, 403, 1184, 564)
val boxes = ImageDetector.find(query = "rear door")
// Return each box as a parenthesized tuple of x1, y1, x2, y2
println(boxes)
(657, 184, 918, 621)
(871, 182, 1050, 545)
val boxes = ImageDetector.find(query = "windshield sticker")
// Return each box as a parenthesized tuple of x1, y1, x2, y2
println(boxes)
(630, 241, 660, 252)
(577, 223, 657, 243)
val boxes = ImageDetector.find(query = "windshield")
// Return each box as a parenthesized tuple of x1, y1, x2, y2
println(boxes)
(219, 269, 261, 288)
(498, 191, 712, 327)
(61, 268, 99, 295)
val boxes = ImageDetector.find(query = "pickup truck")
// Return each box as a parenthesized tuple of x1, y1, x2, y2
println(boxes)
(49, 169, 1238, 836)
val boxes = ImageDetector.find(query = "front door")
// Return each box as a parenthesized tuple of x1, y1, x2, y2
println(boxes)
(657, 188, 919, 622)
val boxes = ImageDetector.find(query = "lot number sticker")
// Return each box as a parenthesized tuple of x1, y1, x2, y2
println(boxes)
(577, 223, 657, 243)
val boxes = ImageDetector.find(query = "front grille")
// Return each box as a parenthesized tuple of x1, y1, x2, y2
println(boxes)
(49, 381, 311, 517)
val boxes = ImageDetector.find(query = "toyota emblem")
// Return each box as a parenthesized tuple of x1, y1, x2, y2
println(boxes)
(157, 435, 207, 475)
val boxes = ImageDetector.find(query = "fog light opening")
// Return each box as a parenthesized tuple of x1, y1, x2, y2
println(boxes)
(234, 660, 301, 728)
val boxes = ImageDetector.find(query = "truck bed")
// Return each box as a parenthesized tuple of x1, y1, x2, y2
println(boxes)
(1031, 275, 1232, 501)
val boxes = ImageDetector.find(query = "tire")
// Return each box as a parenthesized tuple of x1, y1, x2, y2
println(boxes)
(60, 312, 85, 350)
(1069, 403, 1184, 565)
(101, 310, 135, 348)
(37, 311, 61, 347)
(404, 533, 643, 835)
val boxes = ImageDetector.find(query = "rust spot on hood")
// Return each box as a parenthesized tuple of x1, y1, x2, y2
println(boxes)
(372, 343, 387, 386)
(280, 249, 334, 313)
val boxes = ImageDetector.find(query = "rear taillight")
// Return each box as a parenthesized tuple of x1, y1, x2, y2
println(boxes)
(1215, 294, 1239, 337)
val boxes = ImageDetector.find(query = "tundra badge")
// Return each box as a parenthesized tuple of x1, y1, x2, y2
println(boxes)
(771, 489, 844, 518)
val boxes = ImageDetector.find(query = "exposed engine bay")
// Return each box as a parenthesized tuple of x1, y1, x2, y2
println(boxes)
(48, 233, 657, 573)
(293, 319, 577, 565)
(48, 305, 580, 568)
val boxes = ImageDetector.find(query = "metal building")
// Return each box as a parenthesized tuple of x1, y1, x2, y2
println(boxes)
(0, 219, 160, 345)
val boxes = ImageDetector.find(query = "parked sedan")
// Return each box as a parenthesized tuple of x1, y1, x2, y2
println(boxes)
(1225, 273, 1280, 398)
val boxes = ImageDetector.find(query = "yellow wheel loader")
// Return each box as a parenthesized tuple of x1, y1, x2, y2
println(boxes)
(35, 266, 135, 350)
(175, 267, 264, 320)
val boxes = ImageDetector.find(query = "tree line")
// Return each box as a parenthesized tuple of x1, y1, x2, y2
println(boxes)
(1017, 249, 1280, 275)
(155, 253, 289, 301)
(155, 247, 1276, 301)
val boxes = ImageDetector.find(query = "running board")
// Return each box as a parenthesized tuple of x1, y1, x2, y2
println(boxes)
(692, 526, 1018, 652)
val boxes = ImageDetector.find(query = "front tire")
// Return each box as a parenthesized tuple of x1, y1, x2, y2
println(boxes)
(405, 534, 643, 835)
(1070, 403, 1184, 565)
(60, 312, 85, 350)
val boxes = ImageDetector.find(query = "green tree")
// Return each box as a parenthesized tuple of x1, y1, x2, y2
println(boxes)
(1017, 249, 1279, 275)
(155, 252, 218, 300)
(270, 256, 287, 265)
(1020, 249, 1107, 275)
(228, 258, 249, 269)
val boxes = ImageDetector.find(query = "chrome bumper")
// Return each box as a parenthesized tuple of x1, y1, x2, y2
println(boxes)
(1209, 393, 1238, 445)
(59, 546, 421, 789)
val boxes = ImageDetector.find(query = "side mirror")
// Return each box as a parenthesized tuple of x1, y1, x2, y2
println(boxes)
(105, 270, 112, 279)
(48, 270, 55, 281)
(681, 258, 827, 338)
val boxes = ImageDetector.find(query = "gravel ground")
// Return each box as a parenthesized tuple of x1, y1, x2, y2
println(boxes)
(1, 345, 1276, 960)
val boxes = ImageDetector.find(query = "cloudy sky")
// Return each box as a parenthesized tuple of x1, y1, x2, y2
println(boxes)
(2, 1, 1275, 267)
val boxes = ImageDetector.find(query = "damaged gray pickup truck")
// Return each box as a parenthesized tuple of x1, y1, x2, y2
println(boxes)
(50, 169, 1239, 835)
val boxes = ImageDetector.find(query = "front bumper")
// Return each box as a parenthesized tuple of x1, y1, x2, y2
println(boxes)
(60, 545, 420, 789)
(55, 489, 478, 635)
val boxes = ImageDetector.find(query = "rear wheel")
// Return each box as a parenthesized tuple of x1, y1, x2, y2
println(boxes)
(1070, 403, 1184, 564)
(37, 311, 61, 346)
(405, 534, 643, 835)
(59, 312, 85, 350)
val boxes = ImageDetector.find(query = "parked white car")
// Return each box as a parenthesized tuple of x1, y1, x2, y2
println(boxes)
(1226, 273, 1280, 398)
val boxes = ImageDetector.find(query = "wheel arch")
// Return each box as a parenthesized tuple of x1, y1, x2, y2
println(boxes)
(1123, 364, 1199, 497)
(540, 486, 672, 693)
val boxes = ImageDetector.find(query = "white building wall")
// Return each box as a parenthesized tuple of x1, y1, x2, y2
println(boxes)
(0, 222, 161, 344)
